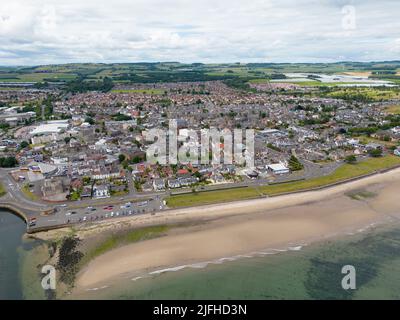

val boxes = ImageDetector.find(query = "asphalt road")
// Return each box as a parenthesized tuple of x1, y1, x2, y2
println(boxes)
(0, 168, 166, 231)
(0, 160, 342, 232)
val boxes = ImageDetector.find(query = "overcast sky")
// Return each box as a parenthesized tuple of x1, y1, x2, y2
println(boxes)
(0, 0, 399, 65)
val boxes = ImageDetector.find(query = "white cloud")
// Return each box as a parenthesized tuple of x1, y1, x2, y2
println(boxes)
(0, 0, 399, 65)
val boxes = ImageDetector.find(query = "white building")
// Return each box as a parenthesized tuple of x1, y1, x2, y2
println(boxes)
(51, 157, 69, 165)
(267, 163, 290, 175)
(391, 126, 400, 135)
(30, 121, 70, 136)
(93, 186, 110, 199)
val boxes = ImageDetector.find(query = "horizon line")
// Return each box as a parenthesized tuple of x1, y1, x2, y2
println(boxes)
(2, 60, 400, 68)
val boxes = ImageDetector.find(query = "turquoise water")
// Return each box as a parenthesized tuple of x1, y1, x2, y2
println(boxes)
(0, 210, 26, 300)
(79, 224, 400, 300)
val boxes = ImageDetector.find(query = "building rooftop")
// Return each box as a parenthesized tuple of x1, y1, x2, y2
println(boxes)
(30, 123, 69, 136)
(268, 163, 289, 171)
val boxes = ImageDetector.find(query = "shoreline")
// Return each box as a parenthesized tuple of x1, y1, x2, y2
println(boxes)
(33, 164, 400, 243)
(71, 166, 400, 295)
(76, 220, 387, 297)
(5, 156, 398, 235)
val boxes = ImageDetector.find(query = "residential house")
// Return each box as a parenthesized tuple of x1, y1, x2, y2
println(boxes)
(93, 185, 110, 199)
(153, 178, 166, 191)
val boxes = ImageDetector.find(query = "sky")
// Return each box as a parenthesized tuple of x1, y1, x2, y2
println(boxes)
(0, 0, 399, 65)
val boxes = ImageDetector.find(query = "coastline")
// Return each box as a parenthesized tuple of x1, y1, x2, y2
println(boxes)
(71, 166, 400, 295)
(73, 222, 400, 300)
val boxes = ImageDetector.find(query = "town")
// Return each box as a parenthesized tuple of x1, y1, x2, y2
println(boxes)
(1, 62, 400, 230)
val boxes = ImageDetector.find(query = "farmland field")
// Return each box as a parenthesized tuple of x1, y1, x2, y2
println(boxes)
(0, 72, 77, 83)
(386, 105, 400, 114)
(1, 62, 400, 86)
(323, 87, 400, 101)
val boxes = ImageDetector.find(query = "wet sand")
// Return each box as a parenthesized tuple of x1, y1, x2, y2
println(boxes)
(74, 168, 400, 292)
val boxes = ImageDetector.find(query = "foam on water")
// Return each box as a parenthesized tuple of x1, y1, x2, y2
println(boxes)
(86, 285, 108, 292)
(84, 219, 392, 294)
(134, 243, 307, 281)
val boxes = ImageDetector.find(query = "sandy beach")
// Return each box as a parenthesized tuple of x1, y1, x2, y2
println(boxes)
(74, 168, 400, 292)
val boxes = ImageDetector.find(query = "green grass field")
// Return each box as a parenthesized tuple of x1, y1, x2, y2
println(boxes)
(260, 155, 400, 195)
(0, 72, 77, 83)
(166, 187, 261, 208)
(385, 105, 400, 114)
(81, 225, 170, 264)
(326, 87, 400, 101)
(0, 182, 5, 197)
(0, 87, 23, 91)
(248, 79, 270, 84)
(355, 135, 397, 148)
(21, 184, 38, 201)
(166, 155, 400, 208)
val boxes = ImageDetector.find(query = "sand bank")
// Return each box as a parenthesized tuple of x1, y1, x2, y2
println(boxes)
(74, 167, 400, 291)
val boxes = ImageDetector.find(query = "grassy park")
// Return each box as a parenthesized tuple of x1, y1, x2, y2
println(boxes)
(166, 186, 261, 208)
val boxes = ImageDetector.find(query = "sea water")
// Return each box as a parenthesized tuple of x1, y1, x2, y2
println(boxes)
(77, 223, 400, 300)
(0, 210, 26, 299)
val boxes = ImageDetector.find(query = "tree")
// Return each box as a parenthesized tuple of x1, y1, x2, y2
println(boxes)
(122, 160, 129, 169)
(118, 154, 126, 163)
(112, 113, 132, 121)
(82, 176, 91, 185)
(0, 123, 10, 131)
(19, 141, 29, 149)
(85, 117, 95, 125)
(369, 148, 383, 158)
(193, 171, 202, 179)
(130, 156, 142, 164)
(288, 155, 304, 171)
(0, 156, 18, 168)
(345, 155, 357, 164)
